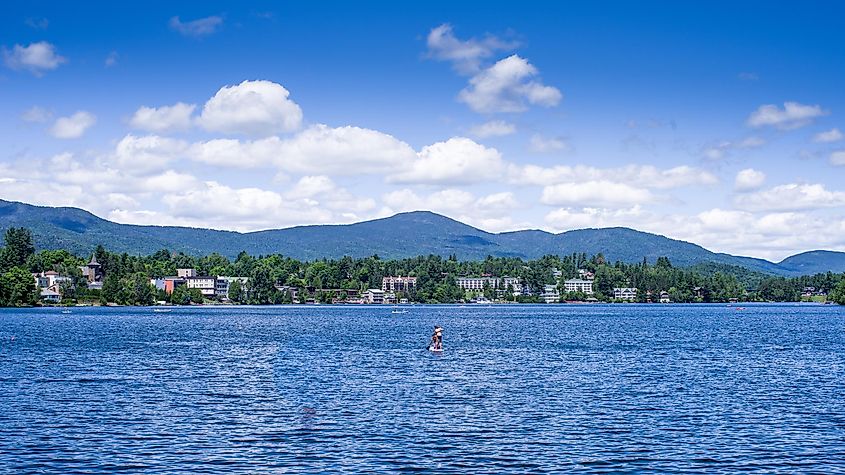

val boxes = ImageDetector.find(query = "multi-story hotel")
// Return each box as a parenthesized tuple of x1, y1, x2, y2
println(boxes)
(382, 276, 417, 293)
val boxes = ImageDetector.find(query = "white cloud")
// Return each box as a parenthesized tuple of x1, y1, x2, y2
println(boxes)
(2, 41, 66, 75)
(734, 168, 766, 192)
(274, 124, 415, 174)
(747, 102, 827, 129)
(198, 80, 303, 136)
(112, 134, 188, 173)
(389, 137, 504, 185)
(21, 106, 52, 123)
(830, 150, 845, 166)
(129, 102, 196, 132)
(286, 175, 338, 199)
(509, 164, 717, 189)
(735, 183, 845, 211)
(544, 206, 646, 231)
(187, 137, 279, 168)
(425, 23, 517, 74)
(814, 128, 843, 143)
(50, 111, 96, 139)
(458, 55, 561, 113)
(469, 120, 516, 138)
(541, 181, 654, 208)
(169, 15, 223, 37)
(529, 134, 569, 153)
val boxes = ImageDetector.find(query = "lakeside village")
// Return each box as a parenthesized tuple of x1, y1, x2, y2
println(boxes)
(1, 227, 844, 307)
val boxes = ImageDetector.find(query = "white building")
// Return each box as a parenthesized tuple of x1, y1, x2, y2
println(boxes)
(578, 269, 595, 280)
(177, 268, 197, 278)
(613, 287, 638, 301)
(34, 271, 71, 289)
(362, 289, 385, 304)
(382, 276, 417, 293)
(542, 284, 560, 304)
(40, 288, 62, 303)
(185, 276, 216, 297)
(216, 276, 248, 299)
(563, 279, 594, 295)
(456, 277, 522, 293)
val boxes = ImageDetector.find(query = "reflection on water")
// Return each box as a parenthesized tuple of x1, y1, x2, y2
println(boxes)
(1, 304, 844, 473)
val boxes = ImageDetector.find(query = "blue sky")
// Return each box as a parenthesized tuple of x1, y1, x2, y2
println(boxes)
(1, 1, 844, 260)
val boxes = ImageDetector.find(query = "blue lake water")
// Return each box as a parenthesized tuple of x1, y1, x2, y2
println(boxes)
(1, 304, 845, 473)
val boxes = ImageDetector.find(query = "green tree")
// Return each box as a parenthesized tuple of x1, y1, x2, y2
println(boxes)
(228, 280, 244, 303)
(830, 279, 845, 305)
(1, 266, 38, 306)
(1, 227, 36, 272)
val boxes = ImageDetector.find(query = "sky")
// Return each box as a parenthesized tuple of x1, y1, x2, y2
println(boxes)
(1, 1, 845, 261)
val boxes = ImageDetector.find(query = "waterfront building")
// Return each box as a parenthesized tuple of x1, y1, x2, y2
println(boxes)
(164, 277, 186, 294)
(216, 276, 248, 299)
(456, 277, 522, 293)
(563, 279, 594, 294)
(382, 276, 417, 293)
(185, 276, 217, 297)
(542, 284, 560, 303)
(362, 289, 385, 304)
(40, 288, 62, 303)
(177, 268, 197, 278)
(613, 287, 638, 301)
(659, 291, 671, 303)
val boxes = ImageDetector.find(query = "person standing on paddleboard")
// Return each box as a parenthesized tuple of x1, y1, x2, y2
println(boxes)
(429, 325, 443, 351)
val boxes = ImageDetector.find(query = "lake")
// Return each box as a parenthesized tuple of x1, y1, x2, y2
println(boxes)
(1, 304, 844, 473)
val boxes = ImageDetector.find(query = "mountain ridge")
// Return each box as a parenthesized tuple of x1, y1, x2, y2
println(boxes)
(2, 199, 844, 276)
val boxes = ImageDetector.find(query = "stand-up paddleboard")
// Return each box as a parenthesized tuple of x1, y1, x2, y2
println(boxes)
(428, 346, 443, 353)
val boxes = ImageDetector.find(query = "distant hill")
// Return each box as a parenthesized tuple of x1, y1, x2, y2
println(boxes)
(1, 199, 843, 276)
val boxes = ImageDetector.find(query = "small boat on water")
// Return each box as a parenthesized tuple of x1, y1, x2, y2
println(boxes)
(391, 308, 408, 314)
(153, 308, 173, 313)
(60, 310, 72, 314)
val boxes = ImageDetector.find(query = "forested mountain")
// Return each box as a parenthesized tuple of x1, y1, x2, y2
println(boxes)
(2, 199, 843, 276)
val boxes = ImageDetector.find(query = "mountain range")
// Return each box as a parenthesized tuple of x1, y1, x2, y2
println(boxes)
(2, 199, 844, 276)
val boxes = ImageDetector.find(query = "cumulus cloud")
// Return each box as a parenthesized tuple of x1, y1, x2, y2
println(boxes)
(50, 111, 96, 139)
(509, 164, 717, 189)
(2, 41, 66, 75)
(469, 120, 516, 138)
(21, 106, 52, 123)
(112, 134, 188, 173)
(275, 124, 415, 174)
(425, 23, 517, 74)
(734, 168, 766, 192)
(129, 102, 196, 132)
(814, 128, 843, 143)
(747, 102, 827, 129)
(735, 183, 845, 211)
(458, 55, 561, 113)
(169, 15, 223, 37)
(389, 137, 504, 185)
(541, 181, 654, 208)
(198, 80, 303, 135)
(529, 134, 570, 153)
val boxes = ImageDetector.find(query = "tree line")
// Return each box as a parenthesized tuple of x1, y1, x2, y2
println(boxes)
(1, 227, 844, 306)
